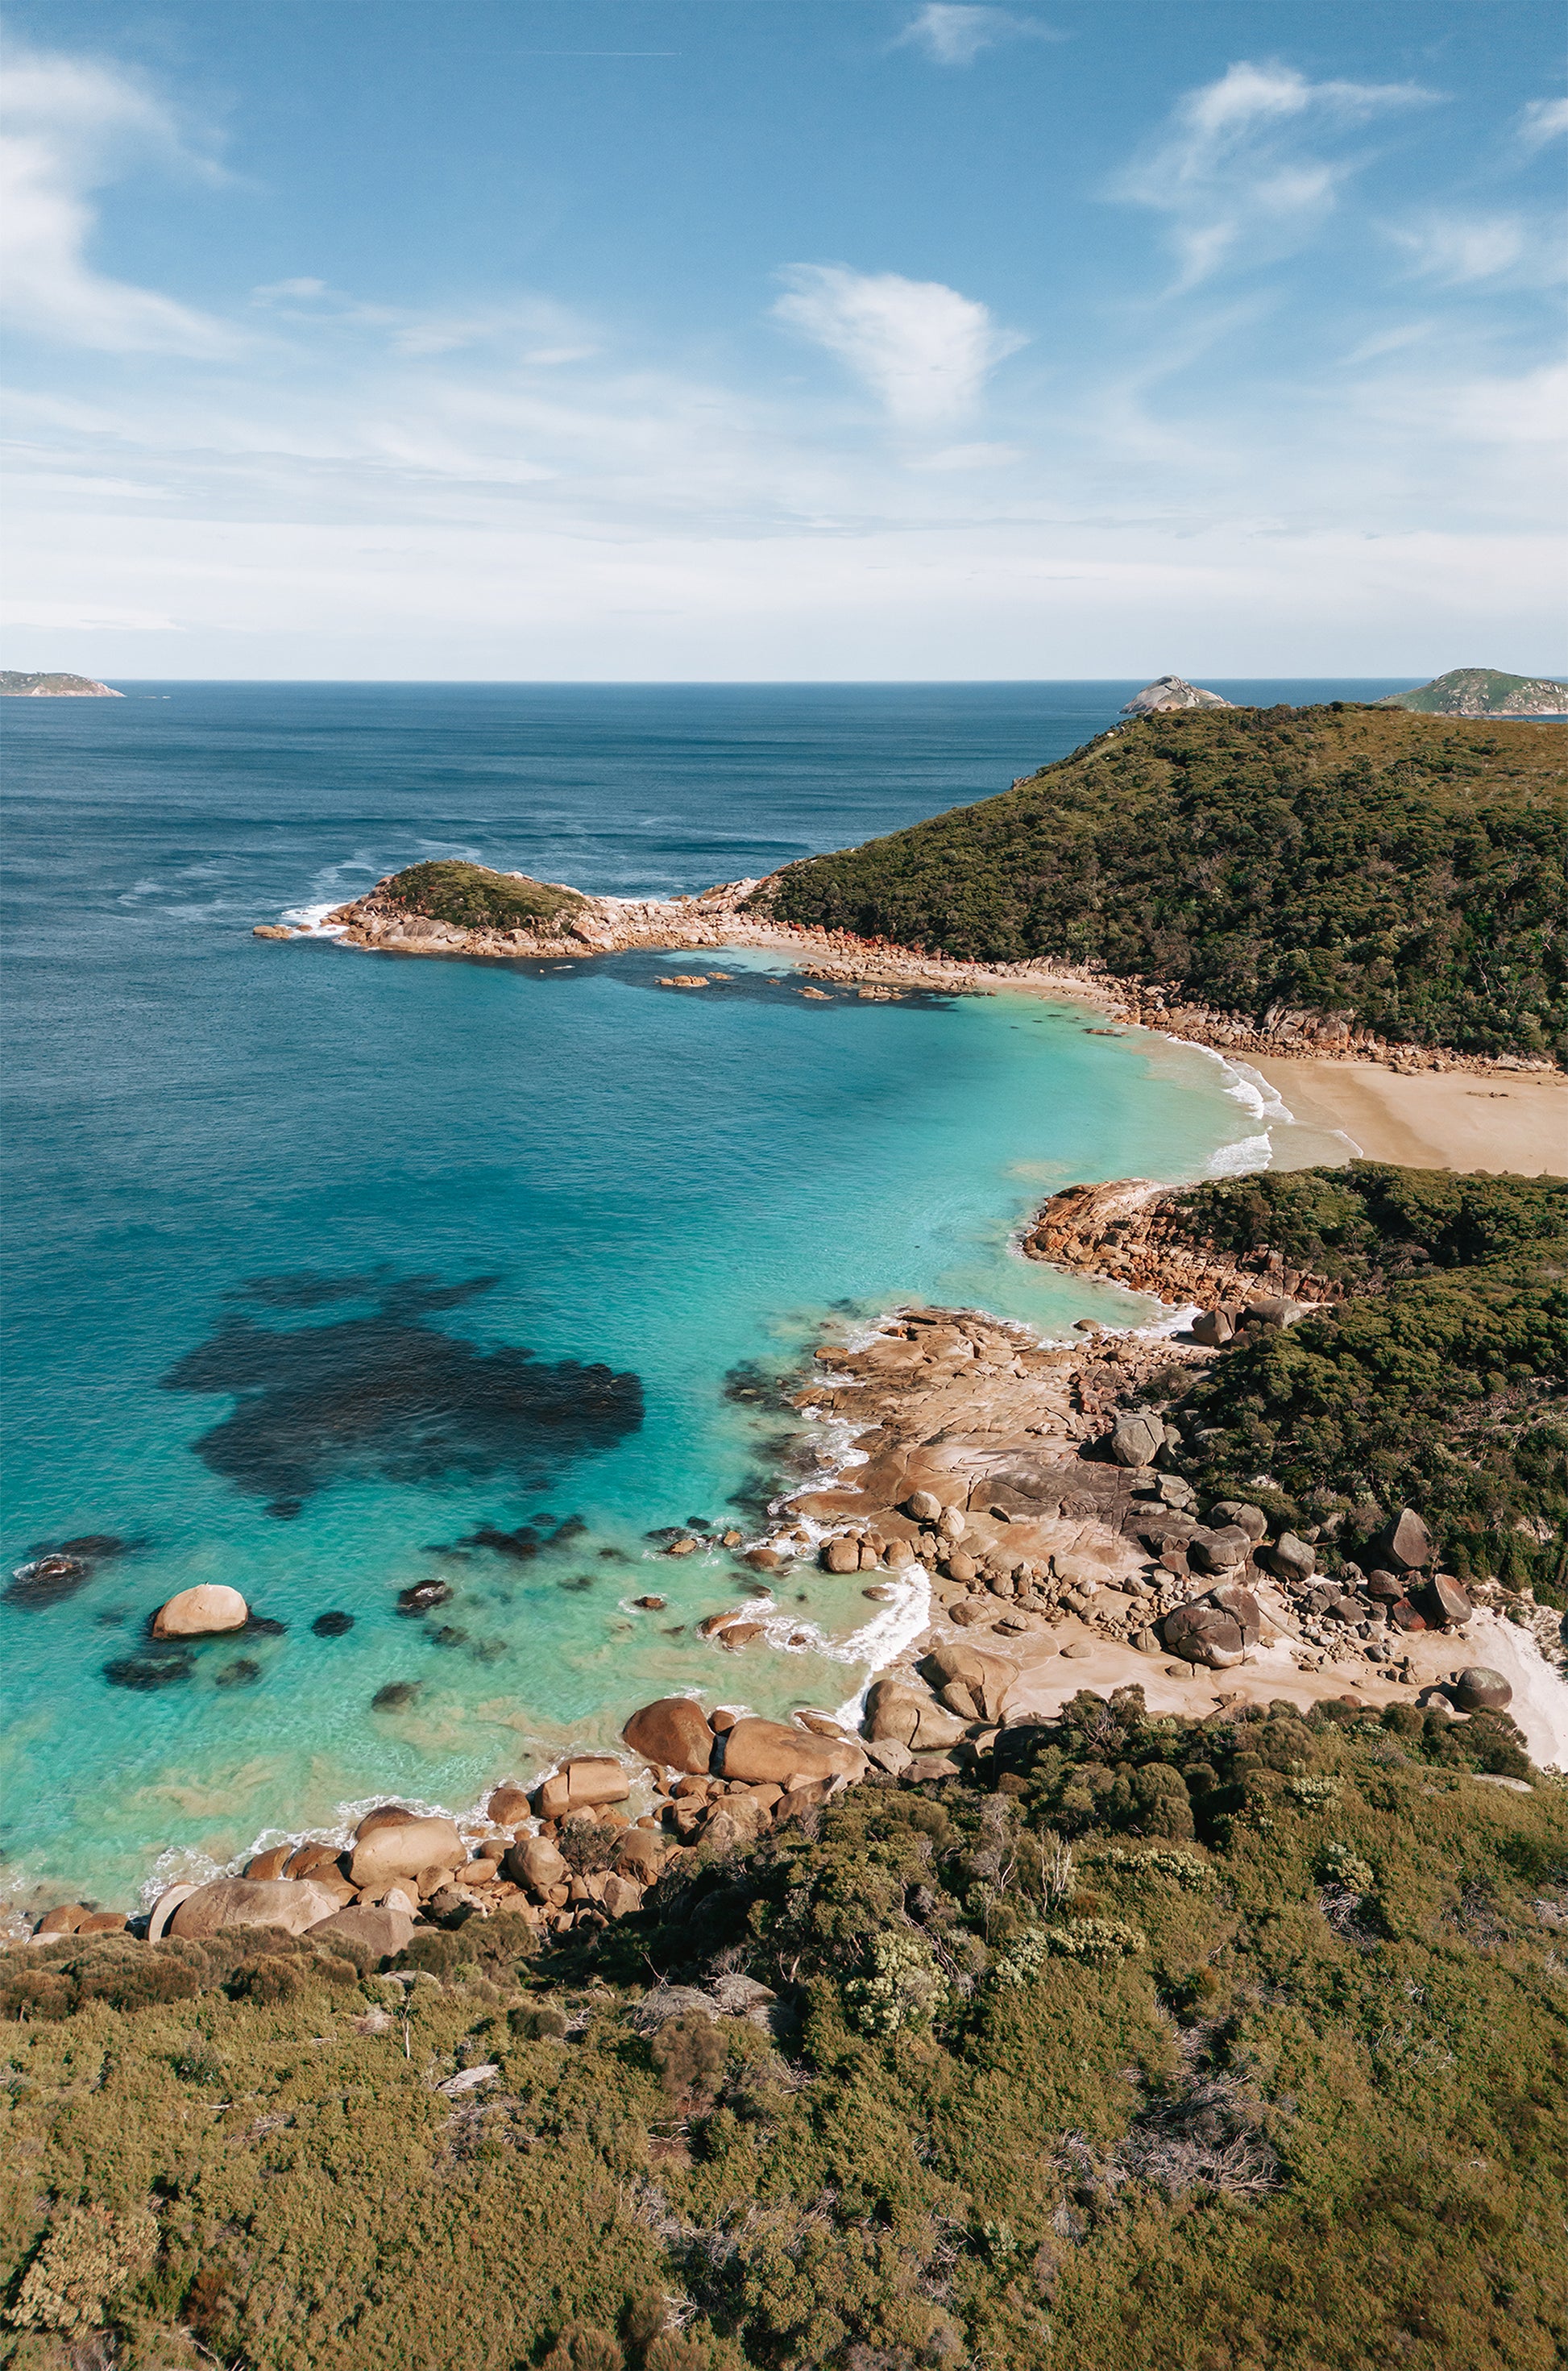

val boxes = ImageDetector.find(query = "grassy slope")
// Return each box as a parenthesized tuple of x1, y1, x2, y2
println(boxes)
(382, 860, 585, 932)
(754, 706, 1568, 1059)
(1151, 1166, 1568, 1588)
(3, 1700, 1565, 2371)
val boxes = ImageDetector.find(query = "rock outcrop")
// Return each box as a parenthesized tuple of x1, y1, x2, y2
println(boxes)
(1021, 1178, 1344, 1314)
(623, 1699, 716, 1773)
(1119, 677, 1233, 716)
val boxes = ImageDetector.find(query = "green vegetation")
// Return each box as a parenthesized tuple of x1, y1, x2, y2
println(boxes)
(382, 860, 585, 932)
(754, 705, 1568, 1058)
(5, 1696, 1565, 2371)
(1378, 670, 1568, 718)
(1152, 1165, 1568, 1588)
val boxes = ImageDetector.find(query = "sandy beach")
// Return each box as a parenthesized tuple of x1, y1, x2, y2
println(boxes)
(1253, 1053, 1567, 1175)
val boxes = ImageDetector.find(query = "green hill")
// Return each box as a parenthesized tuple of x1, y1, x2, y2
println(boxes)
(1379, 670, 1568, 718)
(752, 704, 1568, 1061)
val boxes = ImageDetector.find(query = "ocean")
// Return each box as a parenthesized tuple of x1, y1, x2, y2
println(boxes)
(0, 680, 1403, 1912)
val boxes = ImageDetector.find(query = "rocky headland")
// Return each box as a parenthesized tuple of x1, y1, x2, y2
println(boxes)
(255, 860, 1553, 1086)
(1118, 675, 1232, 715)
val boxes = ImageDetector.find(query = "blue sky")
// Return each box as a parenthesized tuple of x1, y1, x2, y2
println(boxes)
(2, 1, 1563, 678)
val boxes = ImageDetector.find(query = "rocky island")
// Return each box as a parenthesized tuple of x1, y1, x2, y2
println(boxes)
(1378, 666, 1568, 717)
(0, 670, 122, 697)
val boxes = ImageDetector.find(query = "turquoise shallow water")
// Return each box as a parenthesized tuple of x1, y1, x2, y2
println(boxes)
(0, 682, 1391, 1911)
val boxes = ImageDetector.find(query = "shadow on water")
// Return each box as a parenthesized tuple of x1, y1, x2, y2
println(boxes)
(160, 1271, 643, 1518)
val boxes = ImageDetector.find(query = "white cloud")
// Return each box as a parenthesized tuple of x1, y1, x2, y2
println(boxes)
(0, 41, 236, 353)
(1441, 359, 1568, 446)
(1517, 97, 1568, 151)
(1115, 60, 1440, 289)
(894, 6, 1062, 67)
(772, 264, 1025, 427)
(250, 275, 599, 362)
(1387, 212, 1528, 285)
(906, 442, 1025, 470)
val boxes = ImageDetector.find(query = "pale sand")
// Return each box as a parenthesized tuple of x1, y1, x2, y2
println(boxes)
(1252, 1054, 1567, 1176)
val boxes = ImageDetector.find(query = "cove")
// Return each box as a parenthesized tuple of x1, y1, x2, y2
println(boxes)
(0, 682, 1392, 1911)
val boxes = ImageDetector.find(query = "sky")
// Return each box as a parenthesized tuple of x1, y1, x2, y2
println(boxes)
(1, 0, 1564, 680)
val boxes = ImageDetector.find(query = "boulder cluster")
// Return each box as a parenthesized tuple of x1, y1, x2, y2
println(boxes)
(21, 1709, 874, 1950)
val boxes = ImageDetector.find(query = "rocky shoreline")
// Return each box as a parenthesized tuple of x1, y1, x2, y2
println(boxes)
(13, 1178, 1558, 1953)
(255, 868, 1557, 1084)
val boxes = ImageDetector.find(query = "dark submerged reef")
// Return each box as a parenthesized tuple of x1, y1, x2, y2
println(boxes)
(160, 1273, 643, 1517)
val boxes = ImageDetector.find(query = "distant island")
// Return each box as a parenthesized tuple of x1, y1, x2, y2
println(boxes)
(1378, 666, 1568, 718)
(1119, 675, 1232, 715)
(0, 671, 122, 698)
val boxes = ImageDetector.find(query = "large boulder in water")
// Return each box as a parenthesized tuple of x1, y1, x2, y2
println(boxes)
(533, 1758, 632, 1820)
(623, 1697, 716, 1775)
(152, 1584, 248, 1638)
(169, 1877, 344, 1940)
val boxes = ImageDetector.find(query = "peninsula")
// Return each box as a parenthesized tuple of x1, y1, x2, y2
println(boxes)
(268, 701, 1568, 1169)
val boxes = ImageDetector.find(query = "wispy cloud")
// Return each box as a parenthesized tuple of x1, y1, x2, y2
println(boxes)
(1516, 96, 1568, 151)
(772, 264, 1024, 427)
(1386, 211, 1529, 286)
(249, 276, 597, 362)
(1114, 60, 1440, 290)
(894, 6, 1063, 68)
(0, 40, 238, 354)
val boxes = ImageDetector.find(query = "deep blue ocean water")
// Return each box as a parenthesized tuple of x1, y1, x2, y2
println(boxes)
(0, 681, 1400, 1910)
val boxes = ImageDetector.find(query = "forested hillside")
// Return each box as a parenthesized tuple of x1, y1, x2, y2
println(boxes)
(755, 706, 1567, 1061)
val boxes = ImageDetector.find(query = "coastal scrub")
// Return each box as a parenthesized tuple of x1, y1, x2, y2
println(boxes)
(381, 860, 586, 932)
(754, 705, 1568, 1060)
(3, 1696, 1564, 2371)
